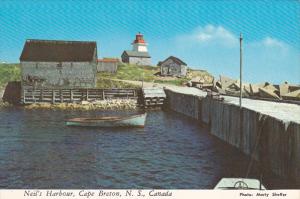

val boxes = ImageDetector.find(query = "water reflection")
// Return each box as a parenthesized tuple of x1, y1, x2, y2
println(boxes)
(0, 108, 297, 189)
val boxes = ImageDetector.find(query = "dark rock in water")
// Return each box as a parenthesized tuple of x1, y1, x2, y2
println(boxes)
(2, 81, 21, 105)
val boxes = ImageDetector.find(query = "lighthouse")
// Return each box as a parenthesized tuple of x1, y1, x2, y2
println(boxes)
(132, 32, 148, 52)
(121, 32, 151, 66)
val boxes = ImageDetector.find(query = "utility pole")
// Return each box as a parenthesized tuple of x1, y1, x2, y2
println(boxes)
(239, 33, 243, 108)
(142, 72, 144, 88)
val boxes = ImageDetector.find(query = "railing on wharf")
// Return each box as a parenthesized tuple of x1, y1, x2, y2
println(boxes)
(21, 86, 139, 104)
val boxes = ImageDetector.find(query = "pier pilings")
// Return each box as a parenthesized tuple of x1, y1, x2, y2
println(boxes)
(165, 89, 300, 185)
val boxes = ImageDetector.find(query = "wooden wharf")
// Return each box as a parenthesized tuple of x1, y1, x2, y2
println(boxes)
(21, 86, 138, 104)
(142, 88, 166, 108)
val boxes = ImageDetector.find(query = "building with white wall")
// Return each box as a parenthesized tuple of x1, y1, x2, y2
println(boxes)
(121, 33, 151, 66)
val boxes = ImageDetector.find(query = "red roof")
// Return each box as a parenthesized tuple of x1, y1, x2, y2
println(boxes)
(97, 58, 119, 63)
(133, 33, 146, 44)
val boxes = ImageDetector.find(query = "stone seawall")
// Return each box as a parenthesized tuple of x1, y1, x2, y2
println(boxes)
(165, 89, 300, 184)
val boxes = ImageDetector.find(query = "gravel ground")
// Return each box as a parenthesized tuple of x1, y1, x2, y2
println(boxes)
(167, 85, 300, 124)
(222, 96, 300, 123)
(164, 86, 207, 96)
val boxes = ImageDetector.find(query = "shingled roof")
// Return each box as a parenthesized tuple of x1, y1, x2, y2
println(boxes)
(122, 50, 151, 58)
(20, 39, 97, 62)
(158, 56, 187, 66)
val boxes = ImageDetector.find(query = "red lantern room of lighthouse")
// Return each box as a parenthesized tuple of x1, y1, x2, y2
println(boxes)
(132, 32, 148, 52)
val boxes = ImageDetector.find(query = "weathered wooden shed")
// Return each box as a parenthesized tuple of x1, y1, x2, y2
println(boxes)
(20, 39, 97, 89)
(97, 58, 119, 73)
(158, 56, 187, 77)
(121, 51, 151, 66)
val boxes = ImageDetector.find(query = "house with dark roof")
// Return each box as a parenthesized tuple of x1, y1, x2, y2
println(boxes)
(121, 33, 151, 66)
(158, 56, 187, 77)
(20, 39, 97, 88)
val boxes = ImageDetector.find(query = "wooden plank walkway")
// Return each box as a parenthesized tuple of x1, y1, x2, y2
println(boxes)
(21, 87, 138, 104)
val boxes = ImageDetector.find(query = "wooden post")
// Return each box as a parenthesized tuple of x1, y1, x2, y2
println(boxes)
(52, 90, 55, 104)
(98, 89, 101, 100)
(32, 88, 35, 103)
(70, 89, 73, 103)
(86, 89, 89, 101)
(239, 33, 243, 108)
(60, 89, 63, 103)
(40, 88, 44, 102)
(102, 89, 105, 100)
(23, 88, 26, 104)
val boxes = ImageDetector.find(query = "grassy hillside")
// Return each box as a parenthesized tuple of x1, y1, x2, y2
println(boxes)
(97, 63, 214, 87)
(0, 63, 21, 88)
(0, 63, 214, 89)
(98, 63, 158, 82)
(96, 79, 141, 89)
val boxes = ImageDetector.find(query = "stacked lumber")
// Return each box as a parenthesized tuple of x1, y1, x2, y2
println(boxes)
(213, 76, 300, 101)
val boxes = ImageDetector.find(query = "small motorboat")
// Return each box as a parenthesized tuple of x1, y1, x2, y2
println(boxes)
(66, 113, 147, 128)
(214, 178, 266, 190)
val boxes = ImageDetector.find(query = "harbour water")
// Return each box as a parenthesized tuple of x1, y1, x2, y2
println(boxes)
(0, 108, 296, 189)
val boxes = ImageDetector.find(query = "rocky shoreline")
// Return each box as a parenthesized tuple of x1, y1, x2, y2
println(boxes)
(23, 99, 138, 110)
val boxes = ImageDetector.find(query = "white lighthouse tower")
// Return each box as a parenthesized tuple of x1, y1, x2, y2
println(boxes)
(132, 32, 148, 52)
(121, 32, 151, 65)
